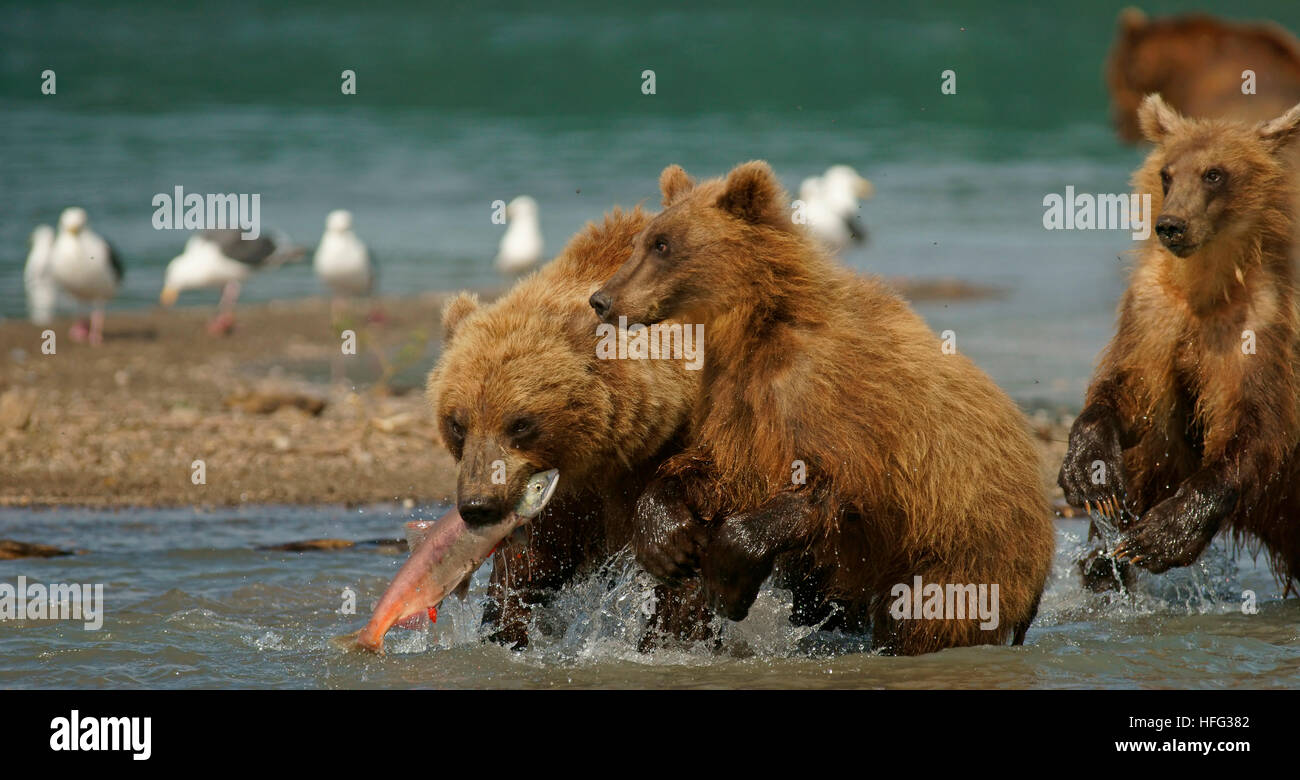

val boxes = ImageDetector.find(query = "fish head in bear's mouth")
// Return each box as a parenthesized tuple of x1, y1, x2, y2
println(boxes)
(513, 469, 561, 519)
(458, 462, 560, 527)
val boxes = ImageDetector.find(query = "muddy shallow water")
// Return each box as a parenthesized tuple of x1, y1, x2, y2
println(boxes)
(0, 504, 1296, 689)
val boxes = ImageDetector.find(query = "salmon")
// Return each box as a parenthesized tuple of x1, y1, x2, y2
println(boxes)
(339, 469, 559, 653)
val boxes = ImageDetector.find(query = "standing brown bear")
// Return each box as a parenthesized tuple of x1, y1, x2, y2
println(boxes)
(589, 161, 1055, 655)
(1061, 96, 1300, 592)
(426, 207, 709, 649)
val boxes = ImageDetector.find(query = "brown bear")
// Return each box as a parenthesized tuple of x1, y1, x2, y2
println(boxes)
(426, 207, 709, 648)
(1060, 96, 1300, 592)
(1106, 9, 1300, 144)
(589, 161, 1055, 655)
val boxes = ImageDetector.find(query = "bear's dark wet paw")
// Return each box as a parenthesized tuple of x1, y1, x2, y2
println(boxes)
(633, 478, 708, 583)
(640, 522, 708, 584)
(700, 516, 775, 622)
(1078, 547, 1134, 592)
(1058, 409, 1132, 517)
(1114, 521, 1204, 574)
(1112, 490, 1224, 574)
(486, 621, 530, 650)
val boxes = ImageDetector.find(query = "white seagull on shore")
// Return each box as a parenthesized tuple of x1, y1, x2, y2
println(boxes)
(314, 209, 378, 304)
(799, 177, 853, 251)
(160, 229, 303, 335)
(49, 207, 123, 345)
(800, 165, 875, 253)
(495, 196, 543, 277)
(24, 225, 58, 326)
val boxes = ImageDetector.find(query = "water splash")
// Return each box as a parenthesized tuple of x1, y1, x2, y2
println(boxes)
(379, 521, 1279, 663)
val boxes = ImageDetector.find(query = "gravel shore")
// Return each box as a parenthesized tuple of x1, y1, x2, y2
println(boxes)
(0, 287, 1073, 510)
(0, 294, 459, 507)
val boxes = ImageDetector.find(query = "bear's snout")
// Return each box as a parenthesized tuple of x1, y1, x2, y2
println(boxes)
(1155, 215, 1188, 247)
(589, 290, 613, 321)
(459, 494, 511, 527)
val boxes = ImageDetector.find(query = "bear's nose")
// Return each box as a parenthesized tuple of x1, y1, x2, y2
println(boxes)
(458, 495, 509, 527)
(1155, 215, 1187, 242)
(588, 291, 612, 320)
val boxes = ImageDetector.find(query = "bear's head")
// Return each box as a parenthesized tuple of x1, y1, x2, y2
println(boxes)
(589, 160, 794, 326)
(1135, 94, 1300, 260)
(427, 292, 603, 526)
(427, 210, 650, 528)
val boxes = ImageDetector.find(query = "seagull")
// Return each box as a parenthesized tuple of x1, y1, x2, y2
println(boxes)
(495, 196, 543, 277)
(24, 225, 57, 326)
(49, 207, 123, 345)
(800, 165, 875, 253)
(160, 229, 303, 335)
(313, 210, 381, 323)
(799, 177, 854, 251)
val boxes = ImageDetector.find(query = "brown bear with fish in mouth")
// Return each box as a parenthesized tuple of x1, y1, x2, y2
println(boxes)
(589, 161, 1055, 655)
(1060, 96, 1300, 593)
(426, 207, 710, 649)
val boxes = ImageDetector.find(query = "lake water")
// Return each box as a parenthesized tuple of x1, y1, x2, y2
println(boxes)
(1, 504, 1295, 688)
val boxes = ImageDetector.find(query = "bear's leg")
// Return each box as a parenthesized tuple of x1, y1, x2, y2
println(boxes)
(778, 551, 835, 628)
(480, 519, 593, 649)
(481, 538, 537, 649)
(638, 580, 715, 652)
(482, 584, 532, 649)
(1011, 591, 1042, 646)
(702, 492, 814, 621)
(632, 475, 709, 584)
(1228, 460, 1300, 589)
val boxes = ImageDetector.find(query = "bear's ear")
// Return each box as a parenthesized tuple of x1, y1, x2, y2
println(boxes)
(660, 165, 695, 207)
(441, 291, 479, 342)
(717, 160, 786, 225)
(1257, 102, 1300, 152)
(1118, 7, 1146, 35)
(1137, 93, 1182, 143)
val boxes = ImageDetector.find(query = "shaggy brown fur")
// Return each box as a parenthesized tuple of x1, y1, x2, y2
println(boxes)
(1107, 9, 1300, 143)
(1060, 96, 1300, 592)
(426, 208, 708, 648)
(591, 162, 1055, 655)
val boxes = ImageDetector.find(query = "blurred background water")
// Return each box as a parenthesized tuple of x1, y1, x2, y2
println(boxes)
(3, 0, 1300, 405)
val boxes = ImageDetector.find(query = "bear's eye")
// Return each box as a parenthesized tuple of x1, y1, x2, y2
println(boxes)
(506, 416, 537, 441)
(652, 238, 669, 255)
(1202, 168, 1224, 186)
(446, 417, 466, 442)
(1159, 168, 1172, 194)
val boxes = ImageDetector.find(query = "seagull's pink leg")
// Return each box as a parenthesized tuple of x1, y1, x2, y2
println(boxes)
(88, 306, 105, 346)
(207, 281, 241, 336)
(70, 314, 91, 343)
